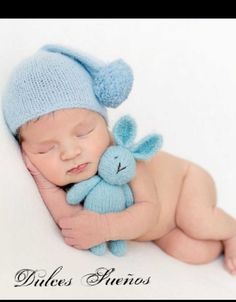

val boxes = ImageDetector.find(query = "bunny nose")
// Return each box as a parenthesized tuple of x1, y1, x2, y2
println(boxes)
(116, 162, 127, 174)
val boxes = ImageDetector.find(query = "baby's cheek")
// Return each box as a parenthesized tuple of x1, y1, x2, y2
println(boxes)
(37, 157, 64, 184)
(94, 137, 111, 158)
(50, 167, 66, 184)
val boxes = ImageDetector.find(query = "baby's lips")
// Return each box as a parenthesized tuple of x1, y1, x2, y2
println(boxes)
(68, 163, 88, 173)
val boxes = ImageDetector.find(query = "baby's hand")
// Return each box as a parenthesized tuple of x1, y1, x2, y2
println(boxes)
(21, 150, 58, 191)
(59, 210, 110, 249)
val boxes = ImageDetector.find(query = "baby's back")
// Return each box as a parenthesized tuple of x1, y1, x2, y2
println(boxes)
(137, 151, 190, 240)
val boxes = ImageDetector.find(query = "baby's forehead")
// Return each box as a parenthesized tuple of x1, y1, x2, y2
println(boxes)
(19, 108, 108, 141)
(20, 111, 56, 133)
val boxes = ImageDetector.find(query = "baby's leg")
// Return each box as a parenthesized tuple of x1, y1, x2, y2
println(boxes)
(154, 228, 223, 264)
(175, 162, 236, 274)
(176, 163, 236, 241)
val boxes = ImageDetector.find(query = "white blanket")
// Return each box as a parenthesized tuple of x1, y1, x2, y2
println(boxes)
(1, 109, 236, 299)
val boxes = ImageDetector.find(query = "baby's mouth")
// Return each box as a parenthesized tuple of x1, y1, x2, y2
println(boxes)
(67, 163, 88, 174)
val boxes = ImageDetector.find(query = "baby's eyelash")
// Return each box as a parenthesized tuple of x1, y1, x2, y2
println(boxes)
(76, 128, 94, 137)
(36, 128, 95, 153)
(38, 146, 55, 154)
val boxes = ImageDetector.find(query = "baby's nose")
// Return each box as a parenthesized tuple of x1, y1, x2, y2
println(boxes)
(60, 142, 81, 161)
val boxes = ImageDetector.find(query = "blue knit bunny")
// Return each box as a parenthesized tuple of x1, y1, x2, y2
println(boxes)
(66, 115, 163, 256)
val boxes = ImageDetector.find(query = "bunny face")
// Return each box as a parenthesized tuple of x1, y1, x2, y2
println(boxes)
(98, 145, 136, 185)
(98, 115, 163, 186)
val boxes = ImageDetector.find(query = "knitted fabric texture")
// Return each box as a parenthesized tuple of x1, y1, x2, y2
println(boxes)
(2, 44, 133, 135)
(66, 115, 163, 256)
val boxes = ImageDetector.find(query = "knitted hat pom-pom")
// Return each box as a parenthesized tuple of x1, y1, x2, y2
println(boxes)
(93, 59, 133, 108)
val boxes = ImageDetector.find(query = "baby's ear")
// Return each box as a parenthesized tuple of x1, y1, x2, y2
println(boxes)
(131, 134, 163, 160)
(112, 115, 137, 147)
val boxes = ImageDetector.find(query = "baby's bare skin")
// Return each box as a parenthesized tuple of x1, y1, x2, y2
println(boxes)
(136, 150, 189, 241)
(135, 150, 236, 274)
(20, 108, 236, 275)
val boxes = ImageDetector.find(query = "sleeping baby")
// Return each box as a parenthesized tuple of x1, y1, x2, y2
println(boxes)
(2, 44, 236, 274)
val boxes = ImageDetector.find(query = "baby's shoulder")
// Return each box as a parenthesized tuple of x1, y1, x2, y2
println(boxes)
(129, 150, 190, 201)
(150, 150, 190, 175)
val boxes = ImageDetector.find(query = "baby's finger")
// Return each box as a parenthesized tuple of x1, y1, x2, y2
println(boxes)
(64, 237, 77, 246)
(58, 217, 73, 229)
(21, 150, 41, 175)
(61, 229, 74, 237)
(21, 151, 31, 168)
(74, 245, 82, 250)
(59, 216, 79, 229)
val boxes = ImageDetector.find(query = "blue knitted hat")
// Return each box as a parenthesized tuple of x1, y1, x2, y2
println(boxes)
(2, 44, 133, 135)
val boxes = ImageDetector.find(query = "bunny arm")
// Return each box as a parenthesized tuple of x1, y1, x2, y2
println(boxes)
(122, 184, 134, 208)
(67, 175, 101, 205)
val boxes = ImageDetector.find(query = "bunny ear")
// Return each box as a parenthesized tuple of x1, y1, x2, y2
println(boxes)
(131, 134, 163, 160)
(112, 115, 137, 147)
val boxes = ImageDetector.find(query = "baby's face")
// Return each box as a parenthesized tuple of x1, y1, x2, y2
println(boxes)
(20, 108, 112, 186)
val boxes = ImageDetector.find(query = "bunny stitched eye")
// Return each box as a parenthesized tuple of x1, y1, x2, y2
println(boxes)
(114, 156, 118, 159)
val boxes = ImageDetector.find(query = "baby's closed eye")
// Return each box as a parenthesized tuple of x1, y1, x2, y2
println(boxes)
(76, 127, 95, 137)
(37, 145, 55, 154)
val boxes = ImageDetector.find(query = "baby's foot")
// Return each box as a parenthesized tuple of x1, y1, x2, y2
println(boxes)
(223, 235, 236, 275)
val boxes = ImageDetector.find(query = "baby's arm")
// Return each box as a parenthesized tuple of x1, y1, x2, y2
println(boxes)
(22, 152, 83, 225)
(39, 186, 83, 226)
(106, 160, 160, 241)
(59, 161, 160, 249)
